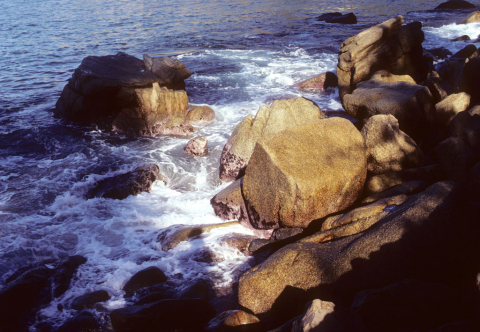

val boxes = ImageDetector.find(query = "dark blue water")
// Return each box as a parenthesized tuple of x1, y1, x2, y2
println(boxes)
(1, 0, 479, 329)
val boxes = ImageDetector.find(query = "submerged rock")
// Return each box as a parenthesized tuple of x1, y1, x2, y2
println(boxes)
(184, 136, 208, 156)
(243, 118, 366, 229)
(435, 0, 476, 10)
(71, 290, 111, 310)
(325, 12, 357, 24)
(87, 164, 164, 200)
(337, 16, 425, 104)
(123, 266, 168, 297)
(219, 97, 324, 182)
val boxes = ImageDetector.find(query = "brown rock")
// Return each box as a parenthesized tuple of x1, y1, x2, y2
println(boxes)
(343, 77, 436, 147)
(143, 55, 191, 90)
(460, 57, 480, 106)
(457, 11, 480, 24)
(243, 118, 366, 229)
(219, 98, 325, 182)
(425, 72, 452, 103)
(55, 53, 192, 135)
(184, 136, 208, 156)
(361, 180, 428, 204)
(295, 72, 338, 91)
(435, 92, 471, 127)
(361, 114, 425, 174)
(364, 164, 443, 195)
(185, 105, 216, 125)
(156, 221, 240, 251)
(207, 310, 261, 331)
(435, 137, 476, 182)
(211, 179, 247, 222)
(238, 182, 480, 317)
(217, 234, 257, 254)
(337, 17, 425, 104)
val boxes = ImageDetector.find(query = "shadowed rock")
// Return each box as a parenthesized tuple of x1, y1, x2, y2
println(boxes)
(361, 180, 428, 204)
(239, 182, 480, 319)
(435, 92, 470, 127)
(243, 118, 366, 229)
(110, 298, 216, 332)
(123, 266, 167, 297)
(87, 164, 164, 200)
(361, 114, 425, 174)
(219, 98, 325, 182)
(294, 72, 338, 91)
(364, 164, 443, 196)
(458, 11, 480, 24)
(71, 290, 110, 310)
(326, 13, 357, 24)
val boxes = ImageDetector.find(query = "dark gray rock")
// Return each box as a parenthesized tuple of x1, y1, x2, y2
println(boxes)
(52, 255, 87, 298)
(123, 266, 167, 297)
(326, 12, 357, 24)
(57, 311, 101, 332)
(317, 12, 342, 21)
(435, 0, 476, 9)
(87, 164, 164, 200)
(451, 44, 477, 59)
(71, 290, 110, 310)
(110, 299, 216, 332)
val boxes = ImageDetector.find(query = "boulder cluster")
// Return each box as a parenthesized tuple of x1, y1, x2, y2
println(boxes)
(3, 2, 480, 331)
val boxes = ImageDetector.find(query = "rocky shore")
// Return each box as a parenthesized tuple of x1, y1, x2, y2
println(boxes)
(2, 1, 480, 331)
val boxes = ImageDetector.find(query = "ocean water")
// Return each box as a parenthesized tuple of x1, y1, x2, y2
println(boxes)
(0, 0, 479, 328)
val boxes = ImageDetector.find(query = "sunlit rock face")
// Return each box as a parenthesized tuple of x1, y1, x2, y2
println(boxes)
(337, 16, 425, 105)
(242, 118, 367, 229)
(54, 52, 196, 135)
(219, 97, 325, 182)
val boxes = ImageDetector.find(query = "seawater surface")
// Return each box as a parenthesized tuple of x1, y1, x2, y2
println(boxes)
(1, 0, 479, 328)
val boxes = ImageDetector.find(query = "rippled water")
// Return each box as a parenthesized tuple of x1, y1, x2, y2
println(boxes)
(1, 0, 479, 329)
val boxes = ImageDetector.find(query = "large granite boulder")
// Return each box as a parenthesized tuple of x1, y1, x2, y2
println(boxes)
(435, 92, 470, 127)
(361, 114, 425, 174)
(459, 57, 480, 106)
(343, 77, 436, 147)
(54, 52, 201, 135)
(219, 98, 325, 182)
(337, 16, 425, 104)
(242, 118, 367, 229)
(238, 182, 480, 317)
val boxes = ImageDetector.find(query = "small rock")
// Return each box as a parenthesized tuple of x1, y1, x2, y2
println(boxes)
(71, 290, 110, 310)
(207, 310, 261, 331)
(176, 279, 211, 301)
(425, 47, 452, 59)
(218, 234, 257, 254)
(143, 55, 191, 90)
(156, 221, 239, 251)
(425, 72, 452, 102)
(123, 266, 167, 297)
(317, 12, 342, 21)
(435, 0, 476, 9)
(451, 35, 471, 41)
(326, 12, 357, 24)
(185, 105, 216, 125)
(184, 136, 208, 156)
(457, 10, 480, 24)
(87, 164, 164, 200)
(52, 255, 87, 298)
(295, 72, 338, 91)
(210, 178, 247, 222)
